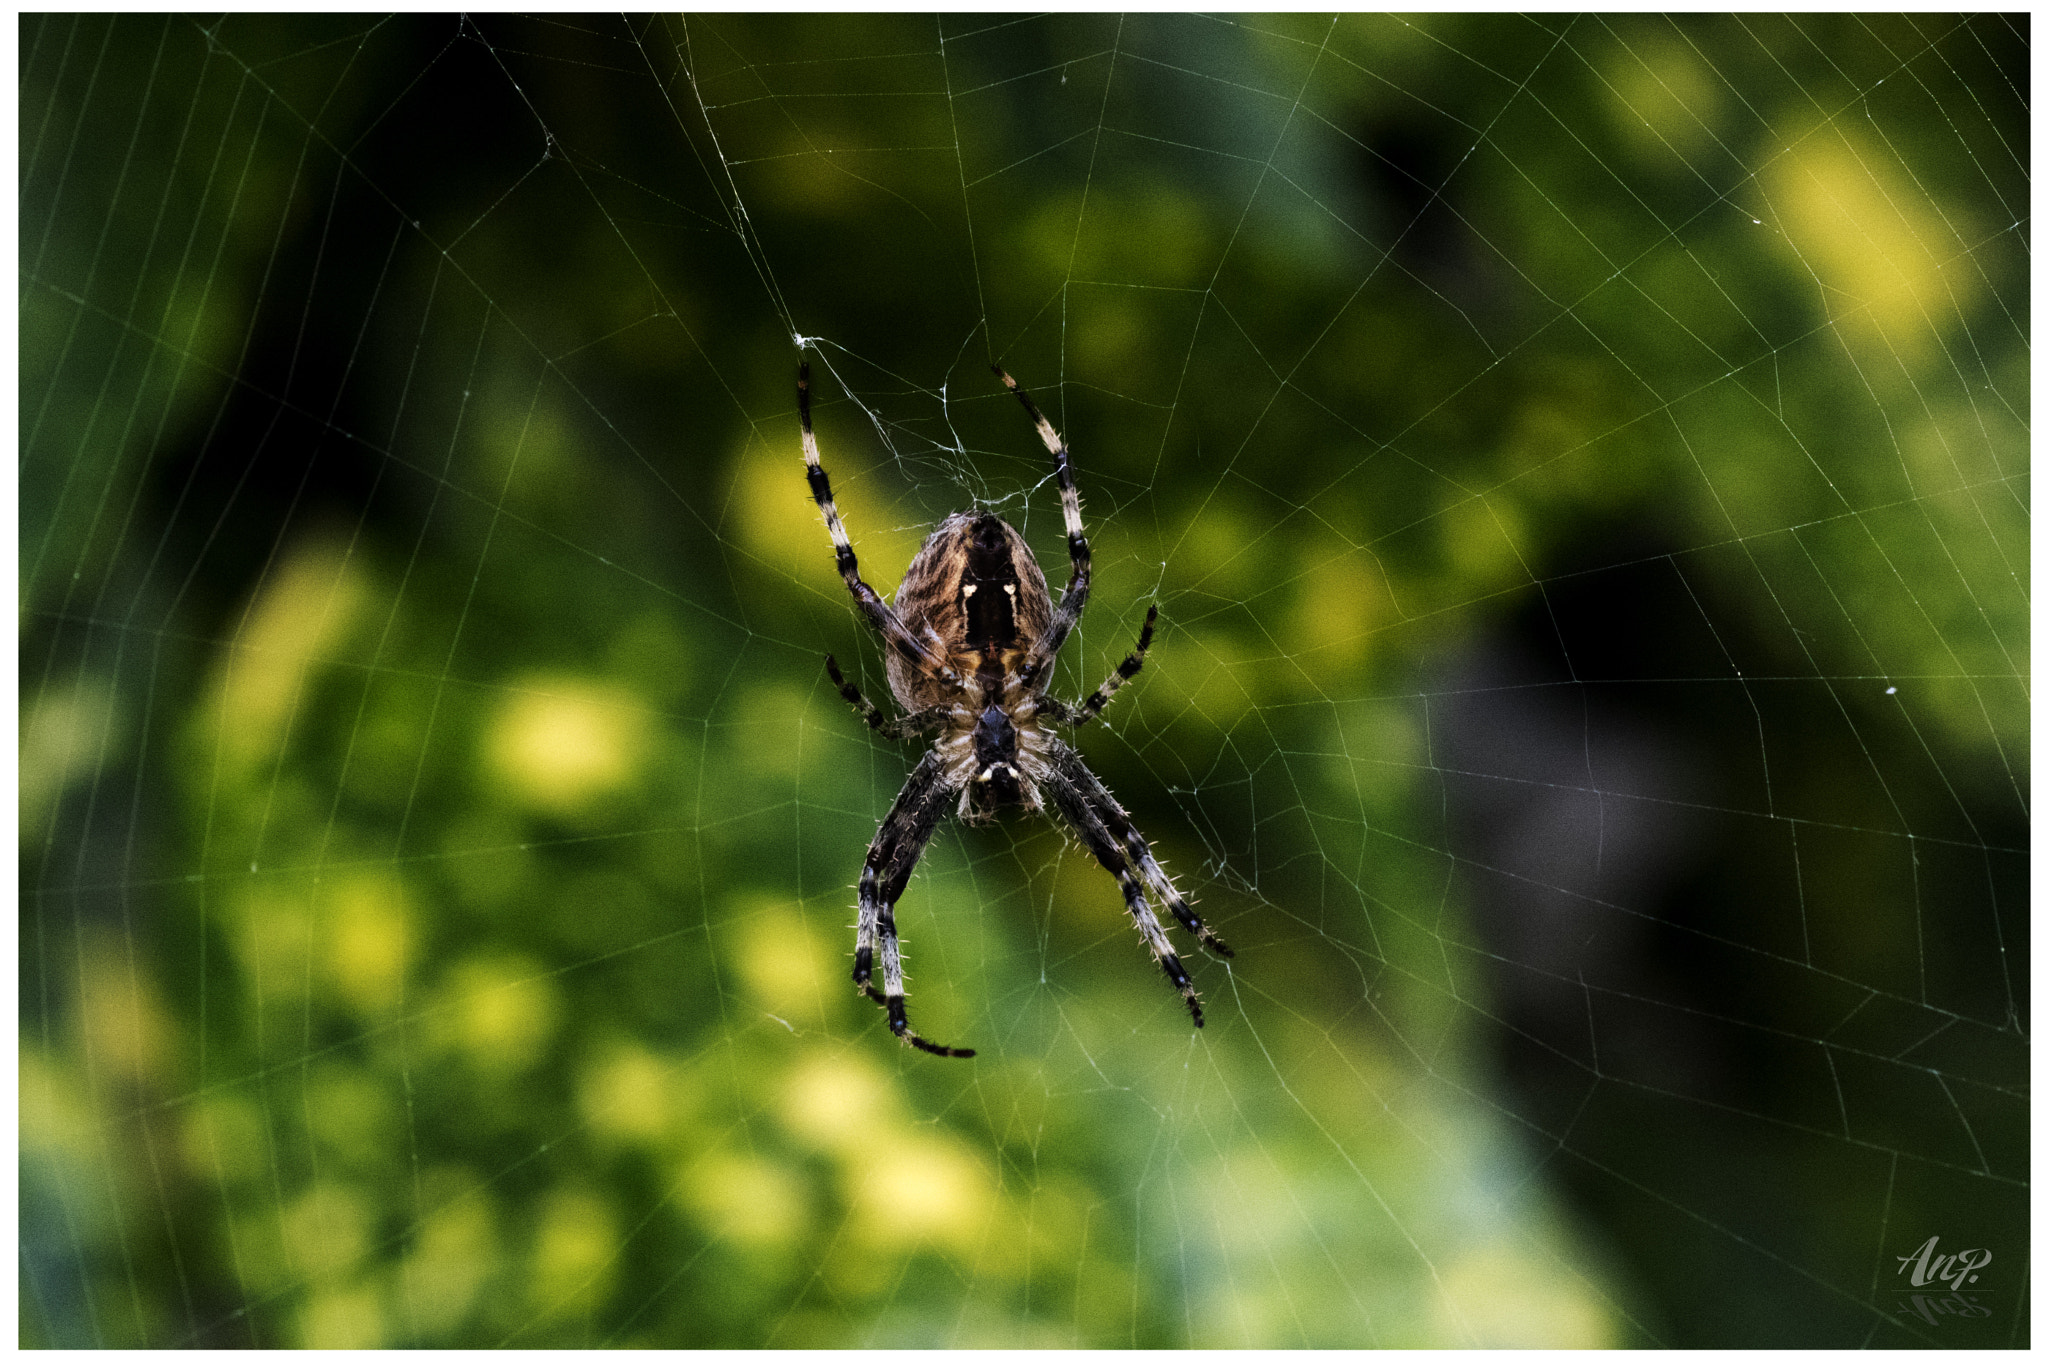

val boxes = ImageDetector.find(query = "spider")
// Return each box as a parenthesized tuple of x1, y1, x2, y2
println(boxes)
(799, 360, 1233, 1057)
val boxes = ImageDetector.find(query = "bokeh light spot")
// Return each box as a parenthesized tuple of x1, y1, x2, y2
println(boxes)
(1289, 544, 1387, 675)
(444, 955, 561, 1076)
(849, 1134, 995, 1257)
(526, 1186, 619, 1314)
(326, 873, 415, 1015)
(734, 902, 830, 1018)
(1433, 1242, 1615, 1348)
(179, 1094, 268, 1184)
(680, 1152, 811, 1250)
(1601, 29, 1723, 165)
(485, 677, 647, 813)
(20, 1046, 97, 1166)
(732, 425, 917, 590)
(1767, 121, 1977, 368)
(75, 937, 175, 1086)
(297, 1284, 384, 1349)
(205, 538, 366, 771)
(281, 1182, 373, 1281)
(578, 1042, 677, 1145)
(779, 1051, 893, 1154)
(19, 675, 119, 836)
(394, 1169, 499, 1341)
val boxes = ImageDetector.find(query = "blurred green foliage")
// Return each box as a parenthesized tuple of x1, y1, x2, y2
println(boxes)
(21, 13, 2025, 1348)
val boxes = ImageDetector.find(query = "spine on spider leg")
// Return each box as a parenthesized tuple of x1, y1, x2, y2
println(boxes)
(1054, 739, 1234, 960)
(1112, 856, 1207, 1027)
(864, 901, 975, 1058)
(1123, 830, 1234, 960)
(1095, 772, 1230, 957)
(990, 366, 1081, 524)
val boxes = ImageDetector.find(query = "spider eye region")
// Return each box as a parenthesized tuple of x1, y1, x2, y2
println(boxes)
(972, 705, 1024, 803)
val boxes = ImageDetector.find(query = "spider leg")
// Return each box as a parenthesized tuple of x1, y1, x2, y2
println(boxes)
(1032, 695, 1085, 726)
(851, 749, 975, 1057)
(1057, 604, 1157, 730)
(800, 364, 959, 684)
(1041, 740, 1222, 1027)
(1047, 737, 1233, 960)
(824, 654, 947, 742)
(993, 366, 1090, 680)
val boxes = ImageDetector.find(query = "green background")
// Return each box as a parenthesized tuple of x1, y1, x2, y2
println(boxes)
(21, 13, 2027, 1347)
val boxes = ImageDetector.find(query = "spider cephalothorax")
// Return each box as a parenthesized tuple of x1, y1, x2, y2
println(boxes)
(800, 361, 1234, 1057)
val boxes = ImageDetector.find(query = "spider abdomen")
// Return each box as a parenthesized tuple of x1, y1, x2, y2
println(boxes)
(885, 511, 1052, 713)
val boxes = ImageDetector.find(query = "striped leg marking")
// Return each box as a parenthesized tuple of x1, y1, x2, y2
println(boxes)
(993, 366, 1091, 677)
(1064, 605, 1157, 728)
(851, 750, 975, 1057)
(1043, 741, 1212, 1025)
(800, 364, 958, 683)
(1122, 830, 1232, 959)
(824, 654, 946, 742)
(1050, 738, 1233, 959)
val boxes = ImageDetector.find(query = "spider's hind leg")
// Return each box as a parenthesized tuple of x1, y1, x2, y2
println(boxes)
(858, 907, 976, 1058)
(1127, 837, 1233, 960)
(850, 750, 977, 1058)
(1049, 741, 1232, 959)
(861, 982, 975, 1059)
(1041, 742, 1211, 1025)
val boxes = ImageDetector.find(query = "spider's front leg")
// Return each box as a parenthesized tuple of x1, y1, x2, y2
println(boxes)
(993, 366, 1091, 679)
(800, 363, 958, 684)
(851, 750, 975, 1057)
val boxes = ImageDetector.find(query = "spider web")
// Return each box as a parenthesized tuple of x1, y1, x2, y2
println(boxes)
(18, 12, 2028, 1348)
